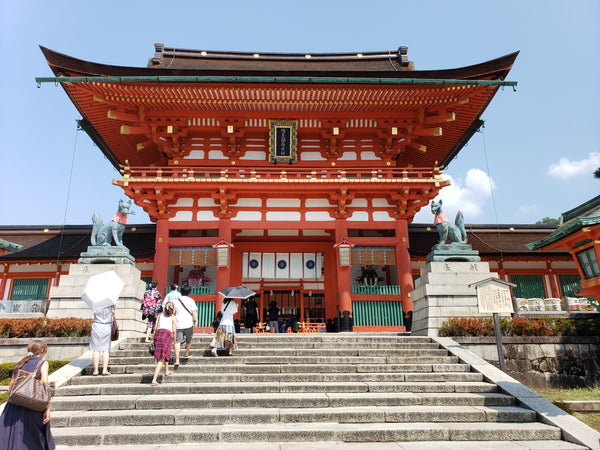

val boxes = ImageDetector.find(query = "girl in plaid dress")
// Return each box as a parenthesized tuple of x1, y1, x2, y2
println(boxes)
(151, 301, 176, 386)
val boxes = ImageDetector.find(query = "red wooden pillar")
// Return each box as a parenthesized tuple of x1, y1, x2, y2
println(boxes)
(0, 263, 8, 300)
(395, 219, 414, 314)
(335, 219, 353, 331)
(546, 261, 560, 298)
(215, 218, 232, 312)
(153, 219, 170, 295)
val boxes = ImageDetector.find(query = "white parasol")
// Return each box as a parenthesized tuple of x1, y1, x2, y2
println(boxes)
(81, 270, 125, 311)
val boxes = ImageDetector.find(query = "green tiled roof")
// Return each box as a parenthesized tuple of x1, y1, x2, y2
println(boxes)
(0, 237, 23, 253)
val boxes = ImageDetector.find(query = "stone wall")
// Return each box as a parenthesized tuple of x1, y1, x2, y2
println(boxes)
(453, 336, 600, 388)
(0, 337, 90, 364)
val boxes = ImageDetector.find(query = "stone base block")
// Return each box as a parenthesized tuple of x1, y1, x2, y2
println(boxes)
(411, 261, 499, 337)
(48, 264, 147, 337)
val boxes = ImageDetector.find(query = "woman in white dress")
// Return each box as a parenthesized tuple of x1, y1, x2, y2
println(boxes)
(210, 298, 238, 356)
(89, 304, 115, 375)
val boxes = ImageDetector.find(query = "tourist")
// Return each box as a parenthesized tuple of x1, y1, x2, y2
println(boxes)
(142, 280, 163, 343)
(268, 301, 280, 333)
(210, 298, 238, 357)
(162, 283, 181, 308)
(172, 285, 197, 366)
(151, 301, 177, 386)
(281, 315, 297, 333)
(90, 304, 115, 376)
(243, 296, 258, 333)
(0, 340, 55, 449)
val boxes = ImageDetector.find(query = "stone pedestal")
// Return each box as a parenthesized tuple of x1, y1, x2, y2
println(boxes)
(411, 261, 499, 337)
(78, 245, 135, 265)
(48, 264, 147, 337)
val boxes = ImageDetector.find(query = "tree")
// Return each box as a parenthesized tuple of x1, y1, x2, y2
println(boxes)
(536, 217, 560, 225)
(595, 167, 600, 178)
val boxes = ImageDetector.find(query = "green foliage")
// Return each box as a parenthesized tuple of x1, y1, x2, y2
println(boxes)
(439, 316, 599, 337)
(0, 318, 92, 338)
(535, 217, 560, 225)
(595, 167, 600, 178)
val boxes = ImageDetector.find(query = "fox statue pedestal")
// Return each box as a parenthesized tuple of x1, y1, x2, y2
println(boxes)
(47, 264, 147, 337)
(411, 261, 499, 337)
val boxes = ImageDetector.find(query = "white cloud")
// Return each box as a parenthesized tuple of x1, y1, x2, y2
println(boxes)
(547, 152, 600, 179)
(413, 168, 495, 222)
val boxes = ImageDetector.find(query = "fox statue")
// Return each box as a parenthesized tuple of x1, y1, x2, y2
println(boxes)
(91, 199, 135, 247)
(430, 199, 467, 245)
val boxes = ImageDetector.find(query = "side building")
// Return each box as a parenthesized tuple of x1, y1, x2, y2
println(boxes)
(0, 223, 584, 330)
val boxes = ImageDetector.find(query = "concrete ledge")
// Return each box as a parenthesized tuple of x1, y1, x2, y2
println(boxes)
(434, 336, 600, 450)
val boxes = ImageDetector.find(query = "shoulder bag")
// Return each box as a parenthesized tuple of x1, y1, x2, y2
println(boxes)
(111, 314, 119, 341)
(8, 359, 55, 411)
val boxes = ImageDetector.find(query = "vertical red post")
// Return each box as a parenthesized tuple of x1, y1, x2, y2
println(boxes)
(395, 219, 414, 315)
(335, 219, 353, 331)
(215, 218, 232, 312)
(153, 219, 169, 295)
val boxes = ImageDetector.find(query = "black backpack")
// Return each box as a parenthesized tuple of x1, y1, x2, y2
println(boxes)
(212, 311, 223, 332)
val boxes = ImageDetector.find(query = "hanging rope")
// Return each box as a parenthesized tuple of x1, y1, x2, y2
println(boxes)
(49, 121, 81, 314)
(479, 125, 505, 268)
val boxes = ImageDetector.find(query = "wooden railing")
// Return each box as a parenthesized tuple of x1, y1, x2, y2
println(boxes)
(352, 300, 404, 327)
(352, 285, 402, 295)
(121, 166, 441, 182)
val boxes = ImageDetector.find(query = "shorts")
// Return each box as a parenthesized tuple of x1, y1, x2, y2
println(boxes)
(176, 327, 193, 344)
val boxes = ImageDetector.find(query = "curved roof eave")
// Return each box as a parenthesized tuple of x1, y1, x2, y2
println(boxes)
(40, 46, 518, 81)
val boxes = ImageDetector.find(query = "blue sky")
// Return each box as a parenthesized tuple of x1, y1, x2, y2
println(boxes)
(1, 0, 598, 226)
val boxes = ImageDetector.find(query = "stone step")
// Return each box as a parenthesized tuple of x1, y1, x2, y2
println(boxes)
(105, 354, 455, 366)
(50, 405, 537, 428)
(50, 421, 562, 446)
(50, 392, 515, 411)
(114, 346, 443, 357)
(80, 362, 473, 375)
(119, 341, 440, 350)
(56, 380, 496, 397)
(66, 370, 479, 386)
(54, 441, 590, 450)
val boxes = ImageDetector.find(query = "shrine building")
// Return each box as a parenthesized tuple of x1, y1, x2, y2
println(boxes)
(5, 44, 555, 331)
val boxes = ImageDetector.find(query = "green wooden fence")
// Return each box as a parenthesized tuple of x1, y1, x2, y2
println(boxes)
(11, 278, 49, 300)
(558, 274, 582, 297)
(351, 285, 401, 295)
(196, 301, 216, 328)
(189, 285, 216, 296)
(509, 275, 546, 298)
(352, 300, 403, 327)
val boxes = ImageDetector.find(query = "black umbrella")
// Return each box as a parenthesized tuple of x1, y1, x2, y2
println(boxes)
(218, 286, 256, 299)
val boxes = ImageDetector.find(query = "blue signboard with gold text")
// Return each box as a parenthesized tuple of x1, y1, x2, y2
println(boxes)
(269, 120, 298, 164)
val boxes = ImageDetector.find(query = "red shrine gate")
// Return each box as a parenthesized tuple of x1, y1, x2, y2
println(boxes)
(40, 44, 517, 331)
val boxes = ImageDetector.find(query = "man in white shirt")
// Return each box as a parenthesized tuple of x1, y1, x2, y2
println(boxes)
(173, 285, 198, 366)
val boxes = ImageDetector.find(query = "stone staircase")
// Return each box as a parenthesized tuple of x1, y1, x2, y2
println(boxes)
(49, 334, 589, 449)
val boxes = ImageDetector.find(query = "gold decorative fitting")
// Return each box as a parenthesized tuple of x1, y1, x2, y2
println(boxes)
(227, 125, 234, 133)
(253, 53, 260, 58)
(200, 51, 207, 56)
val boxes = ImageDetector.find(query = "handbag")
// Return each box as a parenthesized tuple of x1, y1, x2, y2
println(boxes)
(111, 315, 119, 341)
(149, 342, 155, 355)
(8, 359, 55, 411)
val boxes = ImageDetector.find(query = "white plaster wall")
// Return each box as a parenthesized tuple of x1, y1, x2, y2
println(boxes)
(232, 211, 262, 221)
(300, 152, 326, 161)
(266, 211, 301, 221)
(231, 198, 262, 207)
(208, 150, 228, 160)
(196, 211, 218, 221)
(173, 198, 194, 207)
(347, 211, 369, 221)
(170, 211, 193, 222)
(338, 152, 357, 160)
(240, 151, 267, 160)
(267, 198, 301, 208)
(198, 198, 217, 207)
(183, 150, 204, 159)
(372, 211, 394, 221)
(305, 199, 330, 208)
(305, 211, 334, 221)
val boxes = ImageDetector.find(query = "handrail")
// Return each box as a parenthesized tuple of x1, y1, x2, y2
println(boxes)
(120, 166, 442, 182)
